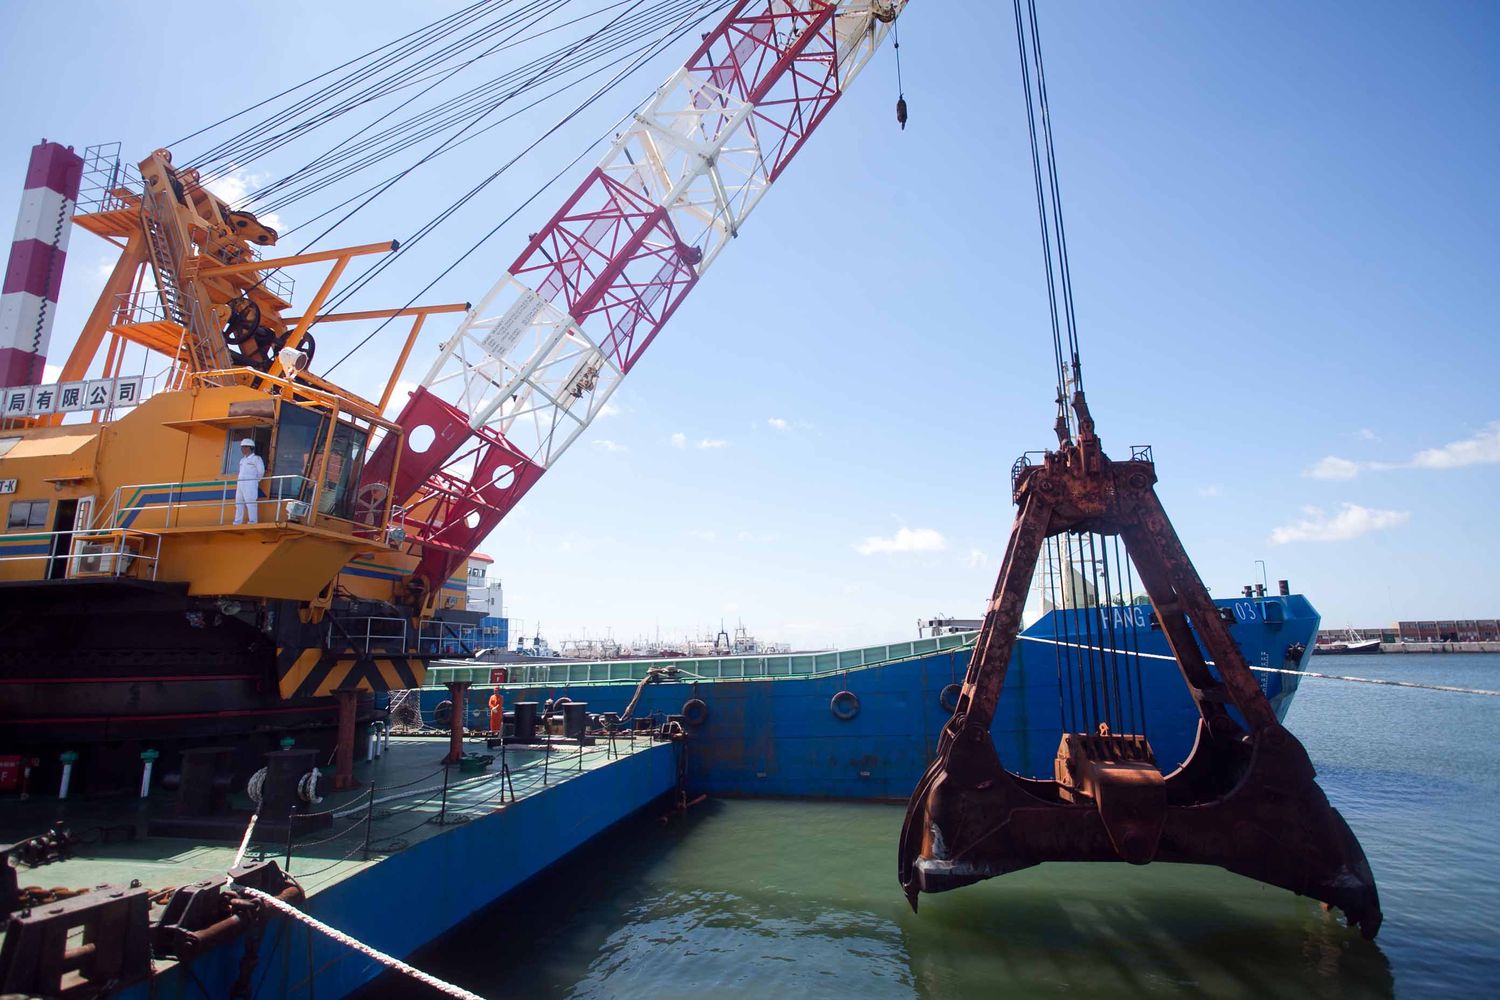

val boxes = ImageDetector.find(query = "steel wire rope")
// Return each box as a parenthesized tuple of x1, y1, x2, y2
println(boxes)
(297, 0, 662, 283)
(258, 5, 704, 221)
(318, 0, 722, 376)
(1010, 0, 1069, 430)
(240, 0, 576, 207)
(196, 0, 705, 358)
(183, 0, 525, 173)
(1116, 530, 1134, 734)
(171, 0, 510, 154)
(249, 0, 696, 212)
(1094, 532, 1125, 733)
(1026, 0, 1084, 387)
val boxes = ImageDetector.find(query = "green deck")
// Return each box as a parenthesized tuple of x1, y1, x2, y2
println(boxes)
(427, 631, 978, 688)
(3, 735, 666, 932)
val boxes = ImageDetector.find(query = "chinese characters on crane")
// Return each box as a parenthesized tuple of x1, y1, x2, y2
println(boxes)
(2, 375, 144, 418)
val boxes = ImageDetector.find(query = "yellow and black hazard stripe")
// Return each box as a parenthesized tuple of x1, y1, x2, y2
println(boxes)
(275, 645, 426, 699)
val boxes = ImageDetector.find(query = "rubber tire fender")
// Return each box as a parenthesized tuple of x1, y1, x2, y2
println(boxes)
(830, 690, 860, 721)
(939, 683, 961, 714)
(681, 697, 708, 727)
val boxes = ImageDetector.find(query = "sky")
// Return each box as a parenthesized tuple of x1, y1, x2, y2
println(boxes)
(1, 1, 1496, 648)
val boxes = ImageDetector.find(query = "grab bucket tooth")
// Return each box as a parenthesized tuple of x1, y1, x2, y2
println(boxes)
(898, 426, 1382, 939)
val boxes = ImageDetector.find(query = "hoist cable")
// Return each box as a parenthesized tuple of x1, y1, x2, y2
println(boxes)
(306, 0, 666, 299)
(320, 0, 722, 377)
(1011, 0, 1069, 427)
(237, 0, 576, 206)
(1025, 0, 1084, 390)
(184, 0, 522, 172)
(252, 0, 704, 217)
(168, 0, 510, 151)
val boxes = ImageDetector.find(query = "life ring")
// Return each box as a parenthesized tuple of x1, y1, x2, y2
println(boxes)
(433, 699, 453, 727)
(939, 683, 961, 713)
(682, 698, 709, 727)
(830, 690, 860, 721)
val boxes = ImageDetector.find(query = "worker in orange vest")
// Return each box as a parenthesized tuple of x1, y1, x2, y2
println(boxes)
(487, 690, 504, 733)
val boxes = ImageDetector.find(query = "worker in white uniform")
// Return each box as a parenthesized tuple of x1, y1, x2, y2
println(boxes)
(234, 438, 266, 525)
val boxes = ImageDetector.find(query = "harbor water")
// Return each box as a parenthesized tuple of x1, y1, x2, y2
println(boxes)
(359, 654, 1499, 998)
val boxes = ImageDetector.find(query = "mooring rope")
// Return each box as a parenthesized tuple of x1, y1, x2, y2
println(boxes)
(1016, 634, 1500, 697)
(1248, 665, 1500, 698)
(242, 886, 488, 1000)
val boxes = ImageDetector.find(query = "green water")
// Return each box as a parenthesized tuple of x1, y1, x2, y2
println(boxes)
(366, 654, 1499, 998)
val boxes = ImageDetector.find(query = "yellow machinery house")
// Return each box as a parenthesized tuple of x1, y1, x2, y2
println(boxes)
(0, 143, 474, 790)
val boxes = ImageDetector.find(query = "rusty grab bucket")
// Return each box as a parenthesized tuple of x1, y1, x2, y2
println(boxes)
(897, 418, 1382, 939)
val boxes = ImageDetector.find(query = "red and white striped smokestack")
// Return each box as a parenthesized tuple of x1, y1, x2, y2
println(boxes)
(0, 141, 85, 389)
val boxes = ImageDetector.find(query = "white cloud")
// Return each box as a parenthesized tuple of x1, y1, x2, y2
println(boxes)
(767, 417, 789, 431)
(599, 401, 622, 418)
(1198, 485, 1221, 498)
(966, 547, 990, 569)
(1357, 428, 1379, 441)
(43, 363, 63, 383)
(688, 529, 717, 542)
(1303, 422, 1500, 480)
(591, 439, 628, 453)
(1269, 503, 1409, 545)
(670, 432, 686, 449)
(1304, 456, 1362, 480)
(855, 527, 947, 556)
(696, 438, 727, 449)
(1410, 422, 1500, 470)
(735, 530, 777, 544)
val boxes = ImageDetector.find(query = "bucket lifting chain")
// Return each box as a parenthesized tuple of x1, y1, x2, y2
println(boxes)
(897, 401, 1383, 938)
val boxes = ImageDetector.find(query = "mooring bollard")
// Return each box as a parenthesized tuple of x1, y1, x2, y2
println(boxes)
(139, 748, 159, 798)
(58, 750, 78, 800)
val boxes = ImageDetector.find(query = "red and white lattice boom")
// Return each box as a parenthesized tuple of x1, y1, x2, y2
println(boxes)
(367, 0, 907, 594)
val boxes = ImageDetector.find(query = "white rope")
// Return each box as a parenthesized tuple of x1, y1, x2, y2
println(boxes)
(1017, 633, 1500, 697)
(229, 810, 260, 873)
(1249, 665, 1500, 698)
(242, 886, 488, 1000)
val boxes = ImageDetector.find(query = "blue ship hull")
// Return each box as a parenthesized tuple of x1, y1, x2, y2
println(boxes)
(419, 594, 1317, 801)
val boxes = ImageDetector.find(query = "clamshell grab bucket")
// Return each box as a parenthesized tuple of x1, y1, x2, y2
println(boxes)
(897, 417, 1383, 939)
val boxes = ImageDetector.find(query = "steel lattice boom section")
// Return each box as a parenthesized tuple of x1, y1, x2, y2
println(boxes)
(365, 1, 907, 593)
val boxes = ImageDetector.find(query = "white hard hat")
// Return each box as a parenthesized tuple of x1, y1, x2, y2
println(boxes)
(239, 438, 256, 448)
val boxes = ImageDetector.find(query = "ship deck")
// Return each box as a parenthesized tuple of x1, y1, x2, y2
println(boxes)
(3, 735, 679, 999)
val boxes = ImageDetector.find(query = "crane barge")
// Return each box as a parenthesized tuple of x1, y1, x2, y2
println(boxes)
(0, 0, 909, 794)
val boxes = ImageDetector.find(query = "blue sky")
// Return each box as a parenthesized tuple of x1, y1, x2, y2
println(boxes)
(2, 1, 1496, 647)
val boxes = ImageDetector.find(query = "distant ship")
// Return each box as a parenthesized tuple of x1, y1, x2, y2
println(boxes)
(1313, 628, 1383, 655)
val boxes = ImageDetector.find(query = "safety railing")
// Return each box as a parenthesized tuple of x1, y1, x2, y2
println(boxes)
(425, 630, 980, 688)
(420, 620, 480, 657)
(0, 527, 162, 581)
(97, 474, 319, 531)
(331, 616, 409, 653)
(77, 142, 142, 215)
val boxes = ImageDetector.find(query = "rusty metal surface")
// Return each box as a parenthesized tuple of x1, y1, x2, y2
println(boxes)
(898, 408, 1383, 938)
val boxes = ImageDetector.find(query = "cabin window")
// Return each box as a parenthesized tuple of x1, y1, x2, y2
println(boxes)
(315, 421, 369, 520)
(269, 405, 328, 501)
(0, 437, 20, 458)
(7, 499, 49, 530)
